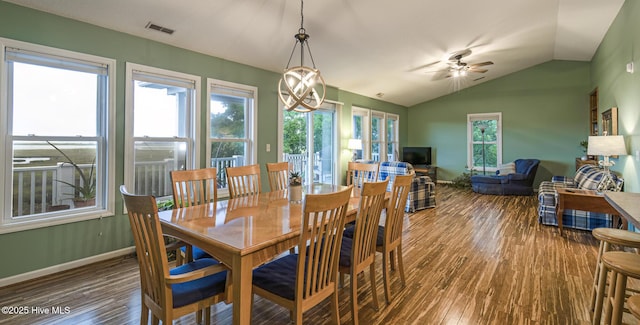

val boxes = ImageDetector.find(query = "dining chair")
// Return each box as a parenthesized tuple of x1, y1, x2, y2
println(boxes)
(226, 164, 261, 198)
(120, 185, 229, 325)
(376, 174, 411, 303)
(251, 186, 354, 325)
(266, 161, 290, 192)
(347, 161, 379, 190)
(339, 179, 388, 325)
(170, 168, 218, 265)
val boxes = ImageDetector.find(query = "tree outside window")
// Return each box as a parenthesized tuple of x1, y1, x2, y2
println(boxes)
(468, 113, 502, 173)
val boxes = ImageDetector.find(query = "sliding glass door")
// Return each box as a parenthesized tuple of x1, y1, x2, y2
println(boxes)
(281, 103, 338, 185)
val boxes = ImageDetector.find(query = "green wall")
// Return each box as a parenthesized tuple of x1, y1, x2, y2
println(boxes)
(4, 0, 639, 281)
(407, 60, 591, 186)
(0, 2, 406, 279)
(590, 0, 640, 192)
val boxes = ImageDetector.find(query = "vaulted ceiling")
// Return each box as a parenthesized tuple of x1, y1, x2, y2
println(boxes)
(4, 0, 626, 107)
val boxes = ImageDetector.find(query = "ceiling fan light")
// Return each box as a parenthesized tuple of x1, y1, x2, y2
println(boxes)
(460, 70, 467, 77)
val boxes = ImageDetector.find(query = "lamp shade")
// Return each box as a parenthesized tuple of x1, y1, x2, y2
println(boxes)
(587, 135, 627, 156)
(347, 139, 362, 150)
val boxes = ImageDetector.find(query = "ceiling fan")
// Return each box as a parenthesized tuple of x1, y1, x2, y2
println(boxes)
(445, 49, 493, 78)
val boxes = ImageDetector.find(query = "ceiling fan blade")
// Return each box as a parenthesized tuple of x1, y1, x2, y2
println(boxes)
(408, 60, 441, 72)
(423, 68, 448, 74)
(468, 68, 488, 73)
(469, 61, 494, 67)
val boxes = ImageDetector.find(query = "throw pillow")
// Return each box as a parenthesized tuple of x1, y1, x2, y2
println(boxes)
(497, 162, 516, 175)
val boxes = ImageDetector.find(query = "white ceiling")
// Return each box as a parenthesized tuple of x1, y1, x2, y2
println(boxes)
(4, 0, 625, 107)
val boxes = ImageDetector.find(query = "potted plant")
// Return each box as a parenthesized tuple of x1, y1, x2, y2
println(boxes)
(289, 171, 303, 202)
(451, 165, 476, 189)
(580, 140, 589, 160)
(47, 141, 96, 207)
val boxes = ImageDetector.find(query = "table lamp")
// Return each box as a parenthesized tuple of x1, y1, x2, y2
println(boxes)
(587, 135, 627, 192)
(347, 139, 362, 162)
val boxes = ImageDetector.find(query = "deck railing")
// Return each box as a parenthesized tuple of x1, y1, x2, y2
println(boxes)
(12, 156, 247, 217)
(283, 152, 325, 183)
(12, 163, 93, 216)
(12, 154, 338, 216)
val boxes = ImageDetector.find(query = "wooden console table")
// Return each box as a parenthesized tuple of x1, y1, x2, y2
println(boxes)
(414, 166, 437, 182)
(556, 188, 622, 235)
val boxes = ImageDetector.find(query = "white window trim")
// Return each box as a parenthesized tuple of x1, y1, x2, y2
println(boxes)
(207, 78, 257, 197)
(123, 63, 201, 201)
(0, 38, 116, 234)
(352, 106, 371, 159)
(386, 113, 399, 160)
(467, 112, 502, 172)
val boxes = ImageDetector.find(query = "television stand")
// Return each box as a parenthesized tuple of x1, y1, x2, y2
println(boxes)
(413, 165, 437, 183)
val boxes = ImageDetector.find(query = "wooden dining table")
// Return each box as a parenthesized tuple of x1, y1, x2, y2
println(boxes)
(158, 184, 374, 325)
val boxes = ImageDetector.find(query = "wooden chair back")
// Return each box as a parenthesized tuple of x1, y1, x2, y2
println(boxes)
(170, 168, 218, 208)
(120, 185, 173, 314)
(120, 185, 227, 324)
(385, 175, 411, 248)
(226, 164, 261, 198)
(347, 162, 379, 189)
(266, 162, 289, 192)
(296, 185, 353, 308)
(378, 174, 412, 303)
(350, 179, 389, 268)
(339, 179, 388, 323)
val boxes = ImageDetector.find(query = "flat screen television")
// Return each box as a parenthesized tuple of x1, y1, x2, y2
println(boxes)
(402, 147, 432, 167)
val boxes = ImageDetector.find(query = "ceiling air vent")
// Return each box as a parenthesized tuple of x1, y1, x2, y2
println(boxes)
(145, 22, 175, 35)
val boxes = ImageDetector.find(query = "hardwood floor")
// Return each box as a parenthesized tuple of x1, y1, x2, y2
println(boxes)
(0, 185, 620, 324)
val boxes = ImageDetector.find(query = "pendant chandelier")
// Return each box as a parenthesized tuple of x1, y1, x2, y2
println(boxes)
(278, 0, 326, 113)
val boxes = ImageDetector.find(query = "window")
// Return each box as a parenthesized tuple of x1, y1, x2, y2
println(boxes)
(207, 79, 257, 198)
(1, 38, 115, 231)
(280, 102, 339, 185)
(124, 63, 200, 199)
(351, 107, 369, 160)
(467, 113, 502, 173)
(352, 107, 398, 162)
(386, 114, 399, 161)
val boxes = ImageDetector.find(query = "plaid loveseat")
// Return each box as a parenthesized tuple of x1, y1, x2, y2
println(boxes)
(358, 161, 436, 212)
(537, 164, 624, 230)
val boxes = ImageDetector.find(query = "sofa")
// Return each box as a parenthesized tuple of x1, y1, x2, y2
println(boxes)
(470, 159, 540, 195)
(357, 161, 436, 212)
(537, 164, 624, 231)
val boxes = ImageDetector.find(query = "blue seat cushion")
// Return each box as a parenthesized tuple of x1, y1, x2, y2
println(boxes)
(180, 245, 212, 261)
(339, 237, 354, 267)
(343, 225, 384, 247)
(252, 254, 299, 300)
(470, 175, 504, 184)
(169, 258, 226, 308)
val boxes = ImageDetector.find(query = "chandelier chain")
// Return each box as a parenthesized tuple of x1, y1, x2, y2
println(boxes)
(300, 0, 304, 30)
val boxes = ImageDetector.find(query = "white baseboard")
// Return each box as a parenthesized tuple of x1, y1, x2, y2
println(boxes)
(0, 246, 135, 287)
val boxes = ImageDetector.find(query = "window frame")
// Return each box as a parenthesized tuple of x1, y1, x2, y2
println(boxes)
(352, 107, 399, 162)
(0, 37, 116, 233)
(123, 63, 201, 200)
(206, 78, 257, 198)
(467, 112, 502, 172)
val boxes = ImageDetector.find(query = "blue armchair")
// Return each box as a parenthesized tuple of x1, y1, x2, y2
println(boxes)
(470, 159, 540, 195)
